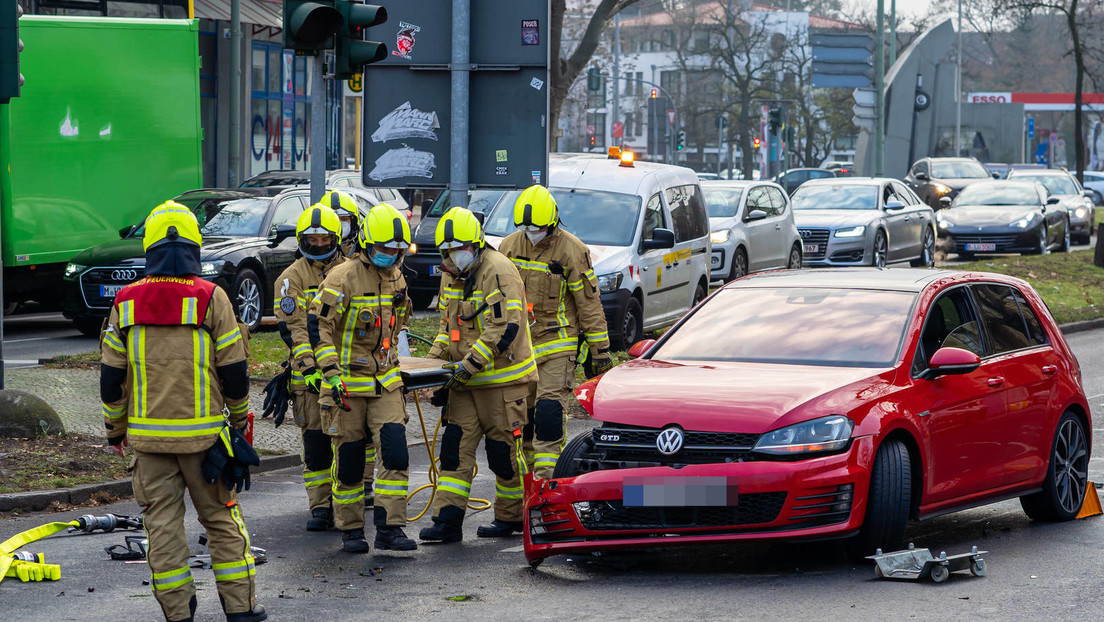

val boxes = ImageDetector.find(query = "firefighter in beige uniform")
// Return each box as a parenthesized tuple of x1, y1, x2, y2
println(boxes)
(272, 203, 346, 531)
(497, 186, 613, 512)
(308, 203, 416, 553)
(100, 202, 266, 622)
(418, 207, 538, 543)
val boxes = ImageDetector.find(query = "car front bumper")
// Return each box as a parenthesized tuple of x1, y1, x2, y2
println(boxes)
(940, 225, 1044, 254)
(522, 435, 875, 563)
(403, 250, 444, 298)
(709, 240, 735, 280)
(797, 227, 869, 266)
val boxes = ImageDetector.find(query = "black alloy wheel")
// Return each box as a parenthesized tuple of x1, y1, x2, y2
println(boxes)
(1021, 412, 1089, 522)
(730, 247, 748, 280)
(910, 227, 936, 267)
(871, 230, 888, 268)
(233, 268, 264, 332)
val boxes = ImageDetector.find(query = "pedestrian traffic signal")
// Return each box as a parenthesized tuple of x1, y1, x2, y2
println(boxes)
(282, 0, 343, 51)
(650, 88, 658, 99)
(676, 131, 686, 151)
(753, 137, 761, 149)
(0, 1, 24, 104)
(333, 1, 387, 80)
(587, 67, 601, 92)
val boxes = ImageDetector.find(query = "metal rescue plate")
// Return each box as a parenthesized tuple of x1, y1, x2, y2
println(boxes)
(622, 476, 738, 507)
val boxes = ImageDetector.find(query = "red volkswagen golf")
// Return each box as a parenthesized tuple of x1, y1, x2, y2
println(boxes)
(524, 268, 1091, 565)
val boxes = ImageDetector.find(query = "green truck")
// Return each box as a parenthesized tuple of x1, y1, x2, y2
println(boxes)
(0, 16, 202, 312)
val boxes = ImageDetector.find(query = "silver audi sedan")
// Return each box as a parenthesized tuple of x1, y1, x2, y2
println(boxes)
(791, 178, 936, 268)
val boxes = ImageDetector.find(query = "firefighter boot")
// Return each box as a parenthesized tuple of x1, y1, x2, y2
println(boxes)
(306, 506, 334, 532)
(418, 506, 465, 543)
(375, 526, 418, 551)
(342, 528, 370, 553)
(476, 519, 524, 538)
(224, 604, 267, 622)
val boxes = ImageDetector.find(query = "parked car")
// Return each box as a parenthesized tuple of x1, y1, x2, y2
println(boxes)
(790, 178, 936, 268)
(524, 268, 1091, 565)
(700, 180, 802, 281)
(61, 186, 378, 335)
(238, 169, 410, 213)
(982, 162, 1048, 180)
(821, 161, 855, 177)
(695, 171, 720, 181)
(905, 157, 992, 209)
(936, 180, 1069, 257)
(479, 156, 711, 351)
(1081, 171, 1104, 206)
(772, 168, 836, 195)
(1006, 169, 1096, 244)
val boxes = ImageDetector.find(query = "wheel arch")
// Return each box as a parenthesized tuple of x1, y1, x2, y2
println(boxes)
(1064, 400, 1092, 449)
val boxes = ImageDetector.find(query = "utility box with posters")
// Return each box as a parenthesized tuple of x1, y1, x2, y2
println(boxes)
(361, 0, 549, 190)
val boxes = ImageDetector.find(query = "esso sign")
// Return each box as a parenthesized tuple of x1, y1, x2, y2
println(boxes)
(968, 92, 1012, 104)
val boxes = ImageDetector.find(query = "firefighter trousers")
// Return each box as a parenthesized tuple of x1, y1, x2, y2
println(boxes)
(294, 391, 375, 511)
(131, 450, 256, 622)
(524, 354, 575, 479)
(432, 383, 530, 523)
(325, 389, 407, 530)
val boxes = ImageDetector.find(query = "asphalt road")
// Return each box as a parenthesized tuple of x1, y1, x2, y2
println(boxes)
(1, 313, 98, 368)
(3, 331, 1104, 620)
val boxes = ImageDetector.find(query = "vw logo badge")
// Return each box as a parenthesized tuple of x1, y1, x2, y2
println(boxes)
(111, 269, 138, 281)
(655, 427, 684, 455)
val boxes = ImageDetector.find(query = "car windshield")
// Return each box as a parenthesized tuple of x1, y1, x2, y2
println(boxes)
(931, 161, 989, 178)
(200, 198, 271, 237)
(791, 184, 878, 210)
(425, 190, 505, 217)
(703, 187, 746, 218)
(1011, 174, 1078, 195)
(129, 196, 229, 238)
(653, 287, 915, 367)
(484, 188, 642, 246)
(954, 184, 1037, 206)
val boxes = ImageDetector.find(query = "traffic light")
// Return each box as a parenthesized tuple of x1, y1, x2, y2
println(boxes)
(753, 137, 762, 150)
(587, 67, 601, 92)
(650, 88, 658, 99)
(283, 0, 343, 51)
(676, 131, 686, 151)
(768, 108, 781, 133)
(333, 1, 388, 80)
(0, 1, 25, 104)
(588, 135, 596, 147)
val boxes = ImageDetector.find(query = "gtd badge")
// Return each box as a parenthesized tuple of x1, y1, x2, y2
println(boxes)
(656, 427, 684, 455)
(598, 433, 620, 442)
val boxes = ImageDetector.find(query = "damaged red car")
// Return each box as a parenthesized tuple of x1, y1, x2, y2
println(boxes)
(523, 268, 1091, 566)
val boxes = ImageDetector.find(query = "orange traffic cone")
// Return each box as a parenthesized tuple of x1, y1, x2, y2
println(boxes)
(1076, 482, 1102, 519)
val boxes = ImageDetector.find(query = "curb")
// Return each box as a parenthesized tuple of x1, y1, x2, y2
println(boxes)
(1058, 317, 1104, 336)
(0, 453, 301, 513)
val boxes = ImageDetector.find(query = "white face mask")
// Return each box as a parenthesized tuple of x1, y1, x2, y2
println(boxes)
(340, 221, 352, 240)
(525, 229, 548, 245)
(450, 249, 476, 272)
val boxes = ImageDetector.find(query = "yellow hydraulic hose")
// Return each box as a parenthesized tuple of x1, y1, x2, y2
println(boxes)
(0, 521, 74, 583)
(406, 391, 491, 522)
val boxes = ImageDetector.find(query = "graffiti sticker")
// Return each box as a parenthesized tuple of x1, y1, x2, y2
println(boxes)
(393, 22, 421, 60)
(372, 101, 440, 143)
(521, 19, 539, 45)
(368, 145, 436, 181)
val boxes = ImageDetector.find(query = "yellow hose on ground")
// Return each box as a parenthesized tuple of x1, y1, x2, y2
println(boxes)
(406, 391, 491, 522)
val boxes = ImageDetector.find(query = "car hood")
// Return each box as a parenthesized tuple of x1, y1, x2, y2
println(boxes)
(940, 206, 1036, 226)
(936, 177, 989, 190)
(792, 209, 878, 229)
(199, 236, 264, 260)
(588, 245, 634, 276)
(592, 358, 890, 434)
(413, 217, 441, 246)
(709, 216, 739, 232)
(68, 236, 256, 267)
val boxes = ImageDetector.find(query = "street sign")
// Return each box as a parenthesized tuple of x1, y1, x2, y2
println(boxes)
(612, 121, 623, 138)
(667, 110, 676, 126)
(586, 124, 596, 135)
(1050, 133, 1058, 143)
(1028, 117, 1034, 138)
(851, 87, 875, 130)
(1058, 139, 1065, 148)
(811, 32, 874, 89)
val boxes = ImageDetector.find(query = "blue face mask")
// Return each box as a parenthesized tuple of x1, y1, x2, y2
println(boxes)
(371, 250, 398, 268)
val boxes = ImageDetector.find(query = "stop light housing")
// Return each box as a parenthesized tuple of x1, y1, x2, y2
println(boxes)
(753, 137, 762, 149)
(650, 88, 658, 99)
(588, 135, 596, 147)
(333, 1, 387, 80)
(676, 131, 686, 151)
(587, 67, 601, 92)
(1, 2, 24, 104)
(283, 0, 343, 51)
(768, 108, 781, 133)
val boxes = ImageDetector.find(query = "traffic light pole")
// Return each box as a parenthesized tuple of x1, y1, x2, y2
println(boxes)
(450, 0, 469, 209)
(874, 0, 885, 176)
(310, 53, 325, 204)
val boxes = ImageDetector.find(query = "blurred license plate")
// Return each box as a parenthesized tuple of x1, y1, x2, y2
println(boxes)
(803, 243, 819, 254)
(100, 285, 125, 297)
(428, 265, 441, 276)
(964, 243, 996, 251)
(622, 476, 738, 507)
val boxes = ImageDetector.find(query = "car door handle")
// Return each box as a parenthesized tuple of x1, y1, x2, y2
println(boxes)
(1041, 365, 1058, 375)
(774, 224, 781, 229)
(987, 377, 1005, 387)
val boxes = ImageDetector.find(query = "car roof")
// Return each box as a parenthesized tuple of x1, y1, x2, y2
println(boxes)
(923, 157, 980, 163)
(700, 180, 754, 188)
(548, 157, 700, 195)
(724, 267, 1018, 293)
(799, 176, 895, 186)
(175, 187, 283, 200)
(965, 180, 1039, 189)
(1007, 169, 1069, 177)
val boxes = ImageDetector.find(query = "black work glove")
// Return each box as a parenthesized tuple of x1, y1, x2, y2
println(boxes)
(430, 386, 449, 408)
(202, 440, 230, 486)
(261, 366, 291, 427)
(442, 360, 474, 391)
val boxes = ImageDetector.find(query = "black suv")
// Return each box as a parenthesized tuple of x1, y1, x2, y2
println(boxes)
(61, 187, 377, 335)
(904, 157, 993, 209)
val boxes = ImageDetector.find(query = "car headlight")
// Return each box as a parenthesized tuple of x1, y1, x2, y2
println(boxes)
(1074, 207, 1088, 219)
(408, 243, 418, 254)
(200, 262, 221, 277)
(834, 225, 866, 238)
(597, 272, 623, 294)
(710, 230, 731, 243)
(932, 183, 952, 195)
(1012, 213, 1040, 228)
(753, 415, 854, 457)
(64, 263, 87, 279)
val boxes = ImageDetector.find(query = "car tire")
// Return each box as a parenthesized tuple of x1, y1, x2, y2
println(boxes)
(729, 247, 748, 281)
(787, 244, 802, 269)
(552, 431, 594, 479)
(1058, 218, 1071, 252)
(846, 439, 911, 561)
(910, 226, 936, 267)
(1027, 229, 1049, 255)
(1020, 411, 1089, 522)
(870, 230, 888, 268)
(692, 282, 707, 308)
(410, 290, 436, 310)
(232, 268, 264, 333)
(609, 296, 643, 352)
(73, 317, 104, 338)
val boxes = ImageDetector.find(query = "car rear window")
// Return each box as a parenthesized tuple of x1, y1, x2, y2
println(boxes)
(654, 287, 916, 367)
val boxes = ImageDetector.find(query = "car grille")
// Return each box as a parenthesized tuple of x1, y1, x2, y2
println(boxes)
(576, 494, 787, 531)
(797, 228, 830, 259)
(584, 426, 760, 469)
(80, 267, 141, 309)
(951, 234, 1020, 252)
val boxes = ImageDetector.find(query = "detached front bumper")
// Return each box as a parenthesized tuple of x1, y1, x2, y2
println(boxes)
(522, 435, 876, 564)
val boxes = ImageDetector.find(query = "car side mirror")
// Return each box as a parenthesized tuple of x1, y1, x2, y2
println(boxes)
(915, 172, 929, 181)
(627, 339, 656, 359)
(884, 200, 906, 211)
(270, 224, 296, 245)
(119, 225, 136, 239)
(744, 209, 768, 222)
(641, 228, 675, 251)
(1046, 196, 1060, 205)
(924, 346, 981, 379)
(938, 196, 952, 208)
